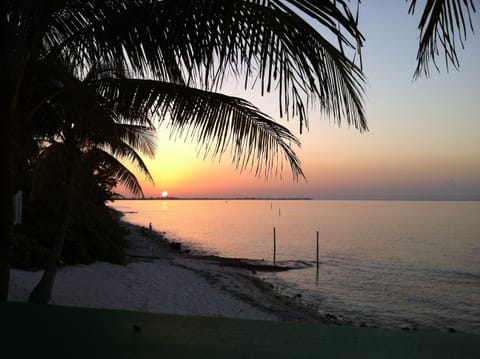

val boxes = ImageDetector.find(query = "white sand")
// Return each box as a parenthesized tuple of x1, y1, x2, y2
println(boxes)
(8, 223, 307, 321)
(9, 261, 277, 320)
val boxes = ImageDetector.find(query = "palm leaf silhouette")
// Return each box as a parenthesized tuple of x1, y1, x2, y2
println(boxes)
(409, 0, 477, 78)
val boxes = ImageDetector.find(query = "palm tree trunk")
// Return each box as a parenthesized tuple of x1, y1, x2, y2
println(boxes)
(28, 170, 75, 304)
(0, 119, 14, 302)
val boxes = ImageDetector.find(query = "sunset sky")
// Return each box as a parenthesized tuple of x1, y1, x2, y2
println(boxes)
(120, 1, 480, 200)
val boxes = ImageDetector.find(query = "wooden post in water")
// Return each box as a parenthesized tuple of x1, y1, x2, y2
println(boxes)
(316, 231, 319, 268)
(273, 227, 276, 265)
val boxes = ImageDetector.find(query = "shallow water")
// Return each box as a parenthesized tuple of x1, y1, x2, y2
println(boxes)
(111, 199, 480, 333)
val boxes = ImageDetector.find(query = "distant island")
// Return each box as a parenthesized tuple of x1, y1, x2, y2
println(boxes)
(113, 196, 313, 201)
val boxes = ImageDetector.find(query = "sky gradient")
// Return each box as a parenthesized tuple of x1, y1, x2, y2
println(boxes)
(119, 1, 480, 200)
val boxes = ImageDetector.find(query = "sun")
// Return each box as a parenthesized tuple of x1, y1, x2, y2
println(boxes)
(161, 191, 168, 198)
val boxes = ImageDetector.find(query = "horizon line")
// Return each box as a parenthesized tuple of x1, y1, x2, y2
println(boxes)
(112, 196, 480, 201)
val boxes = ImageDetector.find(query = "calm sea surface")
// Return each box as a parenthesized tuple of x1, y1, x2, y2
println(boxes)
(110, 200, 480, 333)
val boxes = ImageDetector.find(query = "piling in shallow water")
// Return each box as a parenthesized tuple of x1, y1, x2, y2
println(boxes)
(273, 227, 276, 265)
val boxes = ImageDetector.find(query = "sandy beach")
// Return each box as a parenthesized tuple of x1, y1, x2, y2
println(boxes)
(6, 222, 480, 359)
(8, 221, 332, 323)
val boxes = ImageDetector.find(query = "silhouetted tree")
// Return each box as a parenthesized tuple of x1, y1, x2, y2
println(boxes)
(25, 62, 157, 303)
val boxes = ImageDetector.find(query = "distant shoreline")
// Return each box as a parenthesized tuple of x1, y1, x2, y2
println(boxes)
(115, 197, 313, 201)
(113, 197, 479, 201)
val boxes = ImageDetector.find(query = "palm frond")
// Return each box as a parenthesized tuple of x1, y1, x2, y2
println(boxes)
(147, 0, 366, 132)
(97, 77, 304, 180)
(31, 61, 157, 160)
(41, 0, 365, 133)
(29, 142, 69, 203)
(86, 148, 145, 198)
(42, 0, 186, 82)
(97, 138, 155, 185)
(408, 0, 477, 78)
(113, 123, 157, 159)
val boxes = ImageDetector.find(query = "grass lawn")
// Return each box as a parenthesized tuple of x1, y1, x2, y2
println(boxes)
(2, 302, 478, 358)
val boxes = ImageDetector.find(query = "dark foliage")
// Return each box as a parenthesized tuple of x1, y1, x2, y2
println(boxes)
(12, 205, 128, 270)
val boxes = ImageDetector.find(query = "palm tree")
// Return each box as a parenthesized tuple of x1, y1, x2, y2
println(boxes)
(2, 0, 476, 301)
(26, 136, 155, 303)
(24, 61, 158, 303)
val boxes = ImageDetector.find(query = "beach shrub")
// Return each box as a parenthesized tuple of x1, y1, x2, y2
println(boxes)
(12, 204, 128, 270)
(11, 233, 51, 271)
(63, 204, 128, 265)
(12, 207, 58, 270)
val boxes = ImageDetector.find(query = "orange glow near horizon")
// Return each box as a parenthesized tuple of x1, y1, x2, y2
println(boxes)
(118, 128, 480, 199)
(116, 103, 480, 199)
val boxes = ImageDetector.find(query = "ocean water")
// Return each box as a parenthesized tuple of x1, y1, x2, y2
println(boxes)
(110, 200, 480, 333)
